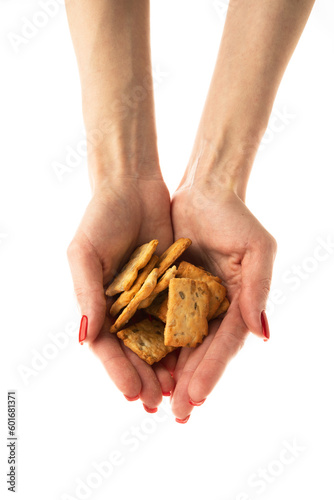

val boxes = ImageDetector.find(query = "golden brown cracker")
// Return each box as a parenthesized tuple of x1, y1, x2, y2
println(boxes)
(164, 278, 209, 348)
(211, 297, 230, 318)
(138, 265, 177, 310)
(117, 319, 175, 365)
(156, 238, 191, 277)
(110, 268, 158, 334)
(177, 261, 222, 284)
(110, 255, 159, 316)
(105, 239, 158, 297)
(176, 261, 226, 319)
(144, 290, 168, 323)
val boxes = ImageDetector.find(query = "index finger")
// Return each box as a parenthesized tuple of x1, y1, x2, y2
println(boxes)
(90, 318, 142, 400)
(187, 303, 249, 404)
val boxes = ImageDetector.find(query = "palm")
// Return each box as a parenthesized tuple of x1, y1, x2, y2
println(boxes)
(169, 186, 276, 419)
(68, 177, 175, 408)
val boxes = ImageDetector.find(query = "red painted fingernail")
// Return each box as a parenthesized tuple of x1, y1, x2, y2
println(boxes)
(162, 391, 171, 397)
(261, 310, 270, 341)
(79, 315, 88, 344)
(143, 404, 158, 414)
(124, 394, 140, 402)
(189, 398, 206, 406)
(175, 415, 190, 424)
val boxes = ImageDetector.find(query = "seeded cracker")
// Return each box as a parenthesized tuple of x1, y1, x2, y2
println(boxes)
(195, 266, 222, 283)
(144, 290, 169, 323)
(105, 239, 158, 297)
(177, 262, 222, 284)
(110, 255, 159, 316)
(139, 265, 177, 310)
(156, 238, 191, 277)
(117, 319, 175, 365)
(212, 296, 230, 318)
(176, 261, 226, 319)
(110, 269, 158, 334)
(164, 278, 210, 348)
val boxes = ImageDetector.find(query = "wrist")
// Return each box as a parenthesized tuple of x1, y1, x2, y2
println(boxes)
(89, 147, 163, 194)
(84, 100, 162, 192)
(90, 152, 163, 193)
(179, 131, 262, 202)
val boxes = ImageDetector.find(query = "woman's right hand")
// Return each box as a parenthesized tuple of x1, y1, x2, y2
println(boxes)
(67, 174, 176, 410)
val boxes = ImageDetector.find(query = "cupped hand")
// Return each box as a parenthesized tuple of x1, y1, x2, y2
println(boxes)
(170, 183, 277, 420)
(67, 174, 175, 409)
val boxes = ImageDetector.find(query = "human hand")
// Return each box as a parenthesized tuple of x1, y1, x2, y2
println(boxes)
(67, 174, 176, 410)
(170, 183, 277, 421)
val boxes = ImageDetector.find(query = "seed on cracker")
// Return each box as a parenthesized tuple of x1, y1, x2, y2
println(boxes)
(176, 261, 226, 319)
(211, 297, 230, 319)
(110, 255, 159, 316)
(105, 239, 158, 297)
(110, 268, 158, 334)
(156, 238, 191, 277)
(164, 278, 210, 348)
(144, 290, 169, 323)
(138, 265, 177, 310)
(117, 319, 175, 365)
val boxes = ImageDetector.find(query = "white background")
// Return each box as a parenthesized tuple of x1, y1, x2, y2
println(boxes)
(1, 1, 334, 499)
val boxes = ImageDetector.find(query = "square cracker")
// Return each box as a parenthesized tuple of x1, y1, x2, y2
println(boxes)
(164, 278, 209, 348)
(110, 255, 159, 316)
(176, 261, 226, 319)
(110, 268, 158, 334)
(156, 238, 191, 277)
(144, 290, 168, 323)
(138, 265, 177, 310)
(191, 265, 222, 283)
(212, 297, 230, 319)
(106, 239, 158, 297)
(117, 319, 175, 365)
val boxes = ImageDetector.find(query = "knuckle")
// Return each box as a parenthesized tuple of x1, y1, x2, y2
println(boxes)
(263, 233, 277, 254)
(67, 239, 80, 260)
(268, 234, 278, 254)
(73, 285, 86, 299)
(259, 277, 272, 295)
(214, 329, 247, 356)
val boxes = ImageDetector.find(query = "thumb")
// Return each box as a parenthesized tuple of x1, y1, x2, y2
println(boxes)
(238, 242, 276, 340)
(67, 239, 106, 344)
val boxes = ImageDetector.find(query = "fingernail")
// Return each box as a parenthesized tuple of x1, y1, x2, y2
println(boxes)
(261, 310, 270, 341)
(189, 398, 206, 406)
(79, 315, 88, 344)
(143, 404, 158, 414)
(162, 391, 171, 397)
(124, 394, 140, 402)
(175, 415, 190, 424)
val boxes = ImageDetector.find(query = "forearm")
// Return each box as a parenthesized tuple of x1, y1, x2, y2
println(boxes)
(65, 0, 160, 188)
(183, 0, 315, 200)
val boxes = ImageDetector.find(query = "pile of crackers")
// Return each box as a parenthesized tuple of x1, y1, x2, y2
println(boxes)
(105, 238, 229, 365)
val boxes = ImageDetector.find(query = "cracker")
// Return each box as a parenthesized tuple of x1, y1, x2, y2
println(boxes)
(105, 239, 158, 297)
(110, 255, 159, 316)
(156, 238, 191, 277)
(211, 297, 230, 319)
(144, 290, 168, 323)
(176, 261, 226, 319)
(164, 278, 209, 348)
(110, 268, 158, 334)
(117, 319, 175, 365)
(190, 264, 222, 283)
(138, 265, 177, 310)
